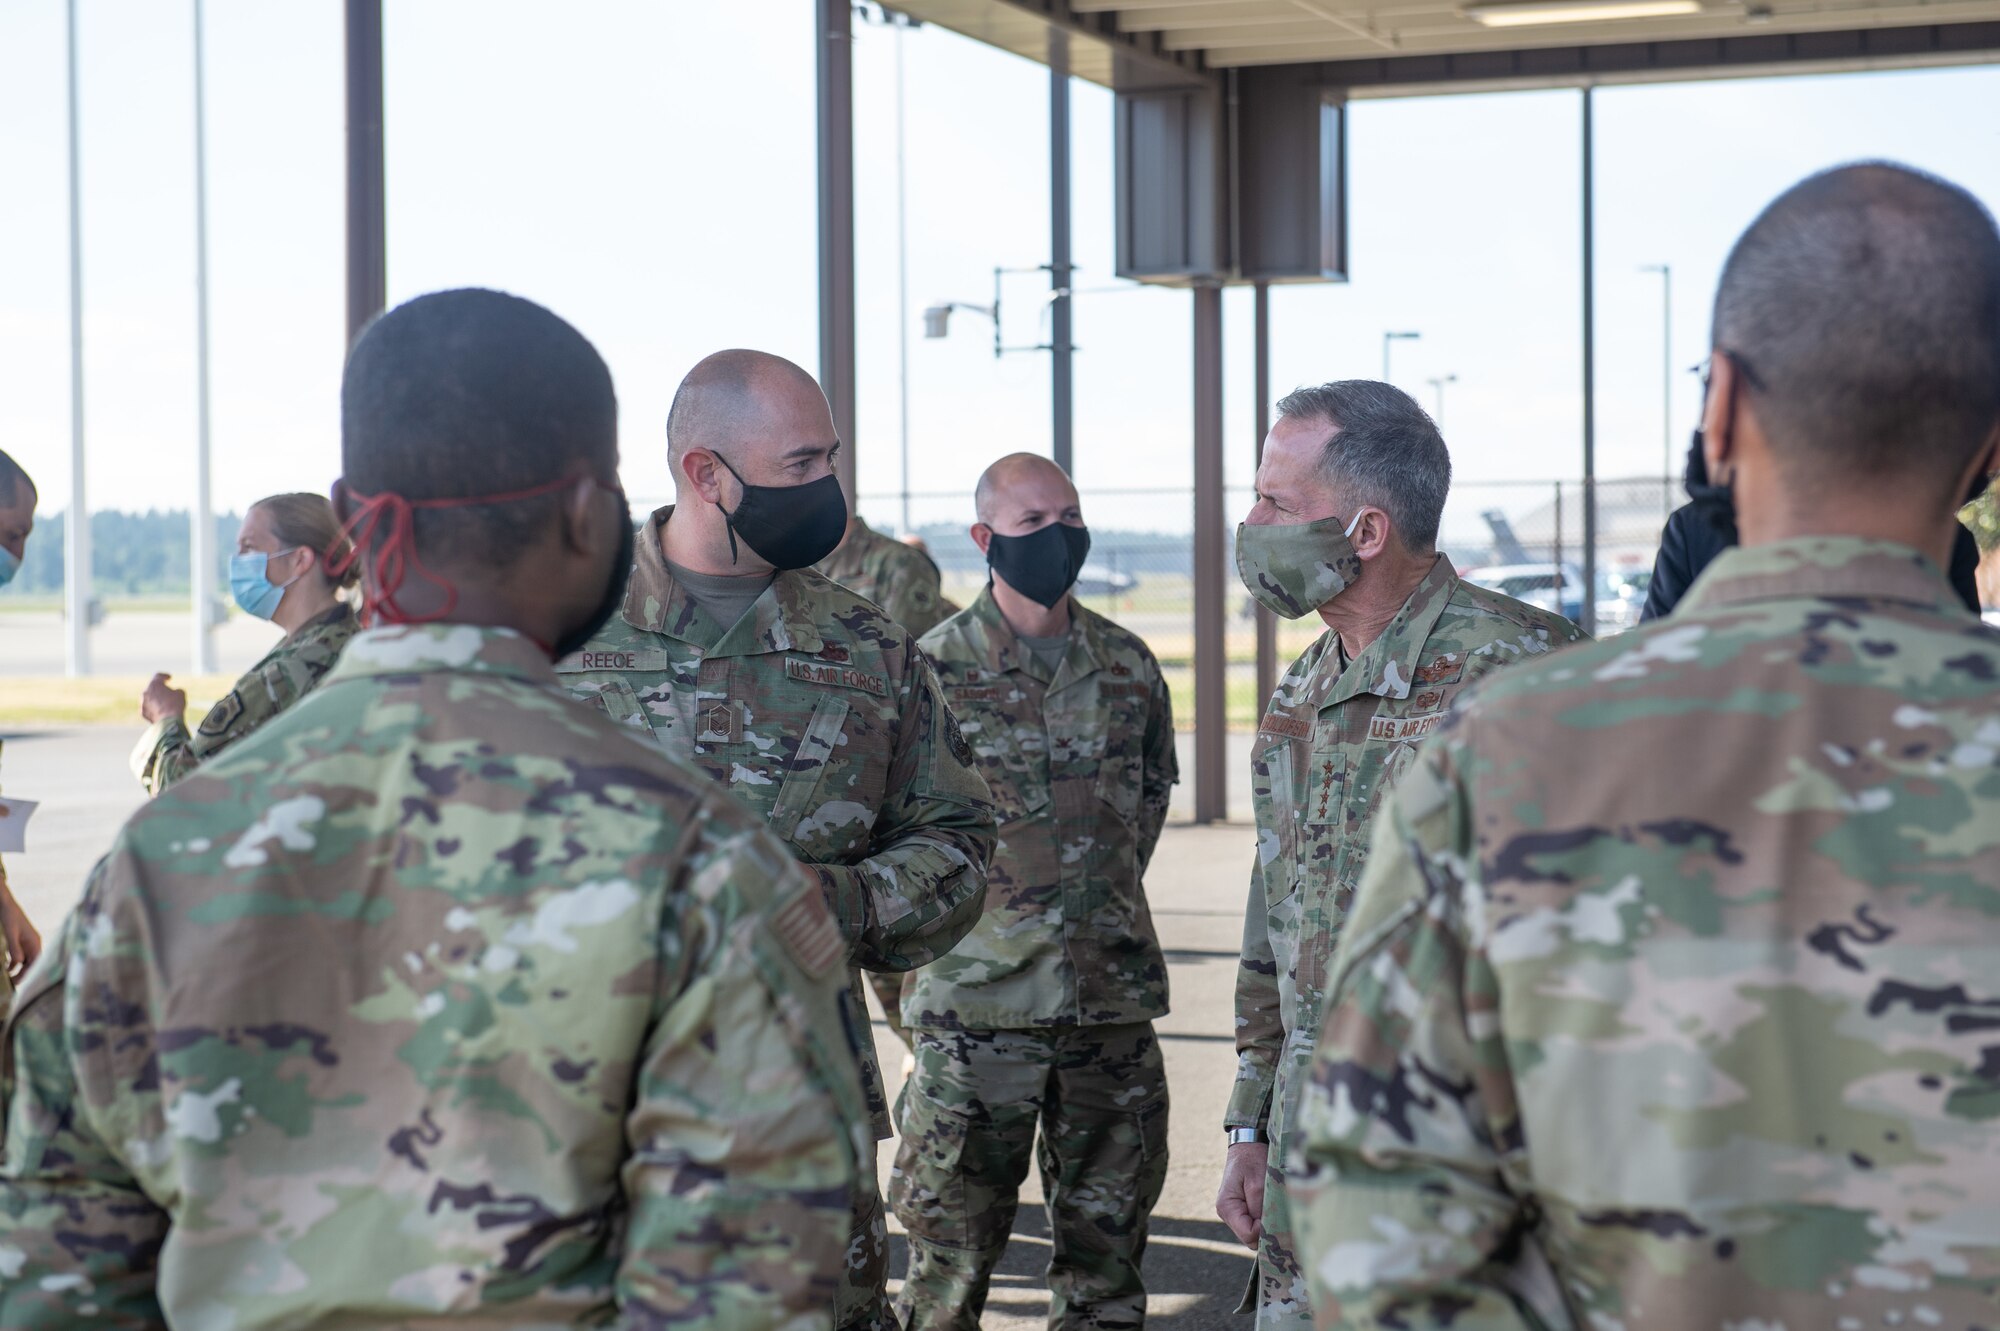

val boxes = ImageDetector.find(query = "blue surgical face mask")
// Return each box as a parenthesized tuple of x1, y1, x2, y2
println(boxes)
(0, 546, 19, 588)
(229, 548, 301, 621)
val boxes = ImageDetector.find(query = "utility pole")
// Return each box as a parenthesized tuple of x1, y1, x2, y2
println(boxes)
(1049, 36, 1073, 474)
(894, 15, 911, 532)
(1643, 263, 1673, 523)
(65, 0, 92, 677)
(1382, 329, 1419, 385)
(1580, 88, 1598, 635)
(191, 0, 216, 673)
(1426, 373, 1457, 427)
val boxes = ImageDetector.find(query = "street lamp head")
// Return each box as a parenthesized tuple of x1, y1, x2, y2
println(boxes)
(922, 304, 953, 338)
(1387, 330, 1421, 340)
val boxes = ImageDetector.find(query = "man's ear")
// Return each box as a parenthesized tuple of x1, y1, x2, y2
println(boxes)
(1350, 508, 1393, 562)
(970, 522, 993, 557)
(680, 449, 730, 508)
(558, 476, 601, 557)
(1701, 354, 1740, 485)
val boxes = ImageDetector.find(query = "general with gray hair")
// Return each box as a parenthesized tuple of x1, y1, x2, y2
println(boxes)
(1217, 375, 1585, 1330)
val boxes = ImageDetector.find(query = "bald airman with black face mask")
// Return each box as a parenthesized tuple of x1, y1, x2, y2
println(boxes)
(556, 349, 997, 1331)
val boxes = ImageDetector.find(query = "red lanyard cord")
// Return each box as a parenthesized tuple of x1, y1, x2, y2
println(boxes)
(327, 475, 576, 626)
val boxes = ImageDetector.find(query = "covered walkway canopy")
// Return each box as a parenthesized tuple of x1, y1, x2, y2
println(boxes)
(337, 0, 2000, 822)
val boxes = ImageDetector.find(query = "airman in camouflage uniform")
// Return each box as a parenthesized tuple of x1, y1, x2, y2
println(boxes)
(1220, 382, 1581, 1329)
(0, 445, 39, 995)
(133, 601, 357, 794)
(559, 350, 995, 1331)
(1289, 163, 2000, 1331)
(893, 454, 1178, 1331)
(136, 493, 363, 796)
(0, 449, 40, 1002)
(0, 289, 871, 1330)
(818, 514, 949, 638)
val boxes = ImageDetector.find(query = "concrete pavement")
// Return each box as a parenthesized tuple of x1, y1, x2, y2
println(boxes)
(1, 722, 1262, 1330)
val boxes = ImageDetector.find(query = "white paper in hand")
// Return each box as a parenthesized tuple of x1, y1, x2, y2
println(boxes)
(0, 796, 40, 854)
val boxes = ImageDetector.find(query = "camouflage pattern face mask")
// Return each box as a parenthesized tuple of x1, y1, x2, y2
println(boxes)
(1234, 511, 1365, 619)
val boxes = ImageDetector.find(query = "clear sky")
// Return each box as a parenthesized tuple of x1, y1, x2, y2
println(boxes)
(3, 1, 1999, 541)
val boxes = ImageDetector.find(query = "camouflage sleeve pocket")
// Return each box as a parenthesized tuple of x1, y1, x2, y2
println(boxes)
(770, 696, 854, 845)
(1257, 740, 1304, 908)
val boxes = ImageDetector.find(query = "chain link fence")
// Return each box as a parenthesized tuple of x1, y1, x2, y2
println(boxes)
(858, 476, 1678, 729)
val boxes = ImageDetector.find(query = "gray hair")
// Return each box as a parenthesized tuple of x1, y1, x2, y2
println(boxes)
(1275, 380, 1450, 553)
(1713, 161, 2000, 500)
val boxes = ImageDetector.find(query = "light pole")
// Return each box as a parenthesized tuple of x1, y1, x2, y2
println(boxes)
(1426, 373, 1457, 427)
(1642, 263, 1672, 523)
(893, 14, 911, 533)
(191, 0, 216, 673)
(65, 0, 91, 678)
(1383, 330, 1420, 384)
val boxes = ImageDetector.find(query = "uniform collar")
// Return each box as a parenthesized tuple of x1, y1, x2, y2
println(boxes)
(1322, 554, 1458, 708)
(323, 623, 557, 688)
(963, 585, 1105, 684)
(622, 506, 826, 655)
(285, 600, 356, 643)
(1680, 536, 1958, 615)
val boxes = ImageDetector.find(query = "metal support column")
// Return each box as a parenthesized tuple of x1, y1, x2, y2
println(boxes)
(344, 0, 385, 348)
(816, 0, 857, 497)
(1580, 88, 1598, 634)
(191, 0, 216, 673)
(65, 0, 91, 678)
(1192, 285, 1227, 824)
(1049, 37, 1073, 474)
(1253, 282, 1277, 711)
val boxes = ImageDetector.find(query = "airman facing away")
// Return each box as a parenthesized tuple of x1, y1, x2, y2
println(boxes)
(1291, 161, 2000, 1331)
(0, 289, 869, 1329)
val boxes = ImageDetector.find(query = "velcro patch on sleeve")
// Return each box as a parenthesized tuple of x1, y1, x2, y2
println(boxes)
(554, 647, 672, 673)
(785, 657, 888, 697)
(196, 691, 246, 738)
(771, 882, 847, 979)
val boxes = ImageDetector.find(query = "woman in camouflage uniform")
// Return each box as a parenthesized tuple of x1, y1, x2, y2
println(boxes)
(134, 493, 360, 796)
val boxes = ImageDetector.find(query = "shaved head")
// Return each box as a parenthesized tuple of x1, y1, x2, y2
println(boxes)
(975, 452, 1078, 528)
(1713, 161, 2000, 502)
(666, 349, 836, 474)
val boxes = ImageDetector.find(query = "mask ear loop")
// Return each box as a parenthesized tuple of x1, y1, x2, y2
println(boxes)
(708, 452, 744, 566)
(269, 546, 307, 594)
(1343, 511, 1365, 539)
(327, 475, 576, 625)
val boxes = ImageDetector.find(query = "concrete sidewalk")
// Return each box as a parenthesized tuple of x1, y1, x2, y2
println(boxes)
(869, 820, 1258, 1331)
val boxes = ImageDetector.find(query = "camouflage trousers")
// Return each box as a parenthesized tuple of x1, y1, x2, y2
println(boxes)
(1248, 1140, 1312, 1330)
(838, 1180, 896, 1331)
(890, 1022, 1169, 1331)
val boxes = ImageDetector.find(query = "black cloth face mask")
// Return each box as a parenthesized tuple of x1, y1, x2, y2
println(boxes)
(553, 488, 636, 659)
(714, 454, 849, 570)
(987, 521, 1091, 609)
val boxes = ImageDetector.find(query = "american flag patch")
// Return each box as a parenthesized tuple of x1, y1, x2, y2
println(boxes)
(771, 885, 846, 979)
